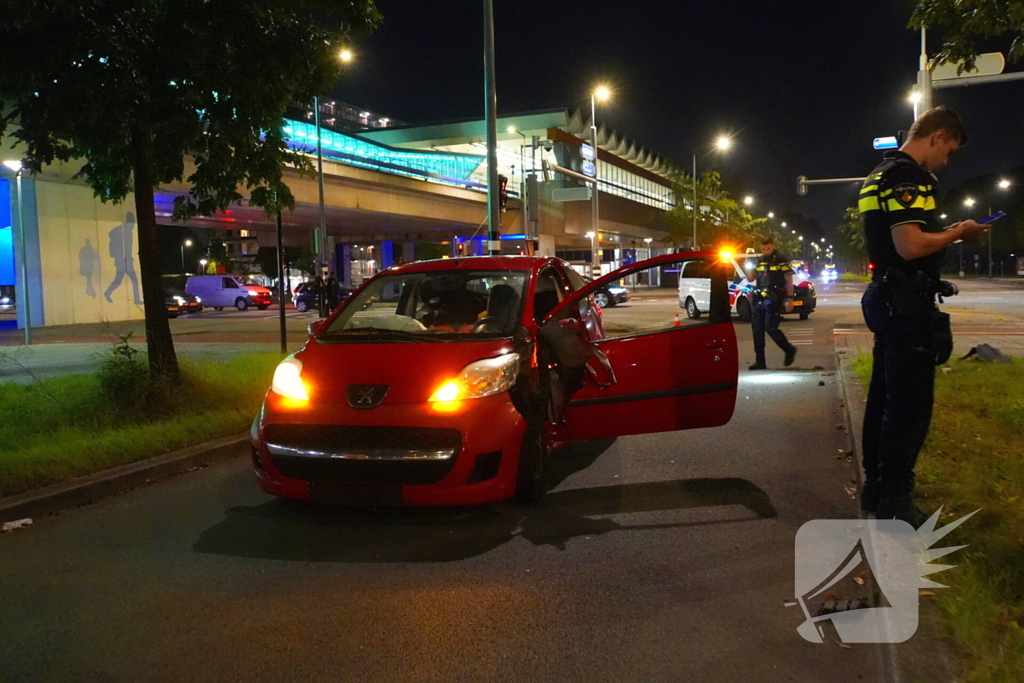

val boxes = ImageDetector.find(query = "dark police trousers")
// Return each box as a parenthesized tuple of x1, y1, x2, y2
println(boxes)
(861, 283, 936, 497)
(751, 293, 795, 364)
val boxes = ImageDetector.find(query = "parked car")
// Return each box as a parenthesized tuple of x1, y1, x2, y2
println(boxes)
(292, 281, 354, 313)
(678, 252, 816, 322)
(165, 288, 202, 318)
(250, 253, 739, 507)
(582, 277, 629, 308)
(185, 275, 273, 311)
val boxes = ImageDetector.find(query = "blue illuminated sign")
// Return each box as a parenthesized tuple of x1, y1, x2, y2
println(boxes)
(582, 160, 596, 177)
(873, 136, 899, 150)
(581, 144, 595, 161)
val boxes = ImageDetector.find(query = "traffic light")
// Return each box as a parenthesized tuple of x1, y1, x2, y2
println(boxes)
(498, 174, 508, 212)
(457, 241, 465, 255)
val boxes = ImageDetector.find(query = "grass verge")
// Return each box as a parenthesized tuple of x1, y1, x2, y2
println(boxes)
(839, 272, 872, 283)
(854, 355, 1024, 682)
(0, 353, 282, 499)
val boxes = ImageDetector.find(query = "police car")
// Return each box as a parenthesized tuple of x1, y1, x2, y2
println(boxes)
(679, 252, 817, 322)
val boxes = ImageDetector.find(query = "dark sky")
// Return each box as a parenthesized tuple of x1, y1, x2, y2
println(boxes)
(338, 0, 1024, 240)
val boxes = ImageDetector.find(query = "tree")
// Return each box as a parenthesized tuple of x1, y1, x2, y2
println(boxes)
(835, 205, 868, 273)
(664, 170, 763, 250)
(910, 1, 1024, 71)
(0, 1, 380, 380)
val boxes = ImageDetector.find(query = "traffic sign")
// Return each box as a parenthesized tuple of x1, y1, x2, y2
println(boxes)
(932, 52, 1005, 81)
(581, 143, 595, 161)
(552, 187, 592, 203)
(581, 160, 595, 177)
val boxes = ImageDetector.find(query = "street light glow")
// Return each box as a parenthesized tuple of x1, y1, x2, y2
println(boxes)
(767, 212, 775, 218)
(744, 196, 754, 206)
(2, 159, 23, 173)
(999, 179, 1012, 189)
(585, 231, 595, 238)
(964, 197, 976, 207)
(781, 221, 787, 227)
(507, 125, 516, 134)
(909, 90, 922, 104)
(339, 48, 354, 63)
(184, 239, 193, 247)
(798, 235, 804, 241)
(715, 135, 732, 152)
(940, 213, 948, 219)
(594, 85, 611, 102)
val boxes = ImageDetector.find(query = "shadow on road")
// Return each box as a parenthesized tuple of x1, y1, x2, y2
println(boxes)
(193, 439, 777, 562)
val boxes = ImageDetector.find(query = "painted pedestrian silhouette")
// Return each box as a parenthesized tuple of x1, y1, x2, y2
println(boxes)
(79, 238, 99, 298)
(104, 212, 142, 304)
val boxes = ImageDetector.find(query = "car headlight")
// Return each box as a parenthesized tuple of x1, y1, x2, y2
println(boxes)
(271, 357, 309, 401)
(247, 291, 255, 297)
(0, 296, 9, 304)
(173, 296, 186, 305)
(608, 286, 627, 295)
(195, 296, 201, 303)
(430, 353, 520, 403)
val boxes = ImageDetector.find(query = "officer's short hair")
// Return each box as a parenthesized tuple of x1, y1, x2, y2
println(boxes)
(760, 235, 775, 246)
(909, 106, 968, 146)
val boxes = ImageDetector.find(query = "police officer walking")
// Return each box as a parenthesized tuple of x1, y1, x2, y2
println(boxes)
(859, 106, 988, 525)
(748, 235, 798, 371)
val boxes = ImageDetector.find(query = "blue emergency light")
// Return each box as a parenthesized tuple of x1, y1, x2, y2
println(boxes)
(873, 136, 899, 150)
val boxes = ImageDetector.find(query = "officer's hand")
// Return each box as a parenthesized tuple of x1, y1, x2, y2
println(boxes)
(956, 220, 989, 241)
(784, 299, 794, 313)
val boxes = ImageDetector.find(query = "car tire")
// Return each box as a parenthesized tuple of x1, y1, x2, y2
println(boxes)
(214, 307, 223, 311)
(235, 298, 249, 311)
(799, 312, 810, 320)
(594, 292, 609, 309)
(685, 297, 701, 320)
(296, 300, 308, 313)
(736, 297, 752, 323)
(514, 425, 549, 504)
(257, 304, 270, 310)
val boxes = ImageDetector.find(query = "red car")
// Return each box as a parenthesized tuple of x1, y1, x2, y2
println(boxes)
(250, 252, 739, 506)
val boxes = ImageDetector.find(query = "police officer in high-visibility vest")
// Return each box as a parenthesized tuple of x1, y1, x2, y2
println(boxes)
(859, 106, 988, 526)
(748, 235, 798, 371)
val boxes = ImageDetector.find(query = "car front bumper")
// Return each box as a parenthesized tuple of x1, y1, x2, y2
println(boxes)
(252, 391, 527, 506)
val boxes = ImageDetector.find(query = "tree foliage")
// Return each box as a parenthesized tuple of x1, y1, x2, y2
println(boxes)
(664, 170, 766, 251)
(911, 0, 1024, 71)
(0, 0, 380, 379)
(835, 205, 868, 272)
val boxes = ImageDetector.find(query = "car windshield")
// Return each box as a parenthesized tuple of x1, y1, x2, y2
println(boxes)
(321, 269, 527, 340)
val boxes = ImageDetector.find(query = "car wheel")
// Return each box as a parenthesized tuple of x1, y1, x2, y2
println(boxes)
(736, 297, 752, 323)
(296, 300, 308, 312)
(799, 312, 810, 320)
(257, 304, 269, 310)
(235, 298, 249, 311)
(214, 306, 223, 311)
(514, 425, 549, 504)
(594, 292, 609, 309)
(685, 297, 702, 320)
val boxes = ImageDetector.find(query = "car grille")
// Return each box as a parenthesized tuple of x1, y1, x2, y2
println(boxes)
(264, 425, 462, 485)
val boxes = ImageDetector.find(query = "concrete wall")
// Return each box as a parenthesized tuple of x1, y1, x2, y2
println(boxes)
(35, 179, 144, 327)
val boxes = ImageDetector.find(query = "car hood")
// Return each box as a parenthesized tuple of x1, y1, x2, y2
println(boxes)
(295, 338, 518, 405)
(244, 285, 271, 295)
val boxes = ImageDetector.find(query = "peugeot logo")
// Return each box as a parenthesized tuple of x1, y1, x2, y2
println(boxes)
(346, 384, 389, 409)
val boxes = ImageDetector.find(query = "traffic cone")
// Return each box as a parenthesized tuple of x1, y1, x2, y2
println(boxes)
(673, 313, 681, 327)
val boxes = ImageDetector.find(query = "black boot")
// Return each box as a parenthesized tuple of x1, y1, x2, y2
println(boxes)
(875, 494, 930, 528)
(748, 360, 767, 371)
(784, 346, 797, 367)
(860, 481, 881, 513)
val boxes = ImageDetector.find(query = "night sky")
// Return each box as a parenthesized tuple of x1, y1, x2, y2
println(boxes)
(338, 0, 1024, 240)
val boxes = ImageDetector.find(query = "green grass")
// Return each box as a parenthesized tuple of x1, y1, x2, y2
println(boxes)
(838, 272, 872, 283)
(854, 356, 1024, 682)
(0, 353, 282, 498)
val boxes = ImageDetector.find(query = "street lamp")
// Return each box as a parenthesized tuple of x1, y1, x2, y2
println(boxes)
(964, 197, 976, 207)
(3, 159, 30, 344)
(999, 178, 1011, 190)
(767, 211, 775, 219)
(693, 134, 733, 249)
(589, 85, 611, 276)
(744, 196, 754, 206)
(181, 239, 193, 272)
(199, 258, 208, 274)
(339, 48, 354, 63)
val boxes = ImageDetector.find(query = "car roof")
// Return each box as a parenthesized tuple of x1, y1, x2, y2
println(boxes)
(386, 255, 559, 275)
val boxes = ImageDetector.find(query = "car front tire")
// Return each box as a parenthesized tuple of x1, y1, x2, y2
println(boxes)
(296, 300, 308, 312)
(799, 312, 810, 320)
(594, 292, 609, 309)
(235, 298, 249, 311)
(685, 297, 702, 320)
(514, 425, 549, 504)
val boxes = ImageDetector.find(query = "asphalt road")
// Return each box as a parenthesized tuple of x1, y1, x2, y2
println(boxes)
(1, 292, 910, 682)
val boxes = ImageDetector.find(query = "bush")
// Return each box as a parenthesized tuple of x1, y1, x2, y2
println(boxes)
(96, 334, 163, 412)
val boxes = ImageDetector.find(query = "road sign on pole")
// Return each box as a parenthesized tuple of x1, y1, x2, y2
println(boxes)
(932, 52, 1006, 81)
(873, 137, 899, 150)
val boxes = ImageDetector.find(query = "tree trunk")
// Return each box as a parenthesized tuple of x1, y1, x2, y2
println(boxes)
(132, 126, 180, 381)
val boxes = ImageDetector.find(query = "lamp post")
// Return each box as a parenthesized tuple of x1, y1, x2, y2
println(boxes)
(3, 159, 30, 344)
(589, 85, 611, 277)
(199, 258, 208, 275)
(181, 239, 193, 272)
(693, 136, 732, 250)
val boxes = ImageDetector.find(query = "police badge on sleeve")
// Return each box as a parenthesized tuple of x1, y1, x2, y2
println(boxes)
(894, 183, 919, 208)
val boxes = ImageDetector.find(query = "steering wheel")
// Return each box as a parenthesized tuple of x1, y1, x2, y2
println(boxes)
(470, 316, 501, 333)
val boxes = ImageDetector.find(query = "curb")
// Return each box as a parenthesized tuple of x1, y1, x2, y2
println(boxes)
(0, 433, 249, 522)
(834, 340, 959, 683)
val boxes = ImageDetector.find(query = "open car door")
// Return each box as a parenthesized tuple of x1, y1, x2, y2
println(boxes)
(540, 252, 738, 441)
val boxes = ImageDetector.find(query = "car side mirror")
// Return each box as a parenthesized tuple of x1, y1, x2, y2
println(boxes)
(308, 319, 324, 337)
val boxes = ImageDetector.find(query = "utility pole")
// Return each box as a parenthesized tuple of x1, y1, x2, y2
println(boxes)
(483, 0, 501, 256)
(276, 210, 287, 353)
(914, 28, 933, 120)
(314, 96, 328, 275)
(590, 96, 601, 276)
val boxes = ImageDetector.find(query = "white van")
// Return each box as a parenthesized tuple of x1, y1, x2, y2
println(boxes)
(185, 275, 273, 311)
